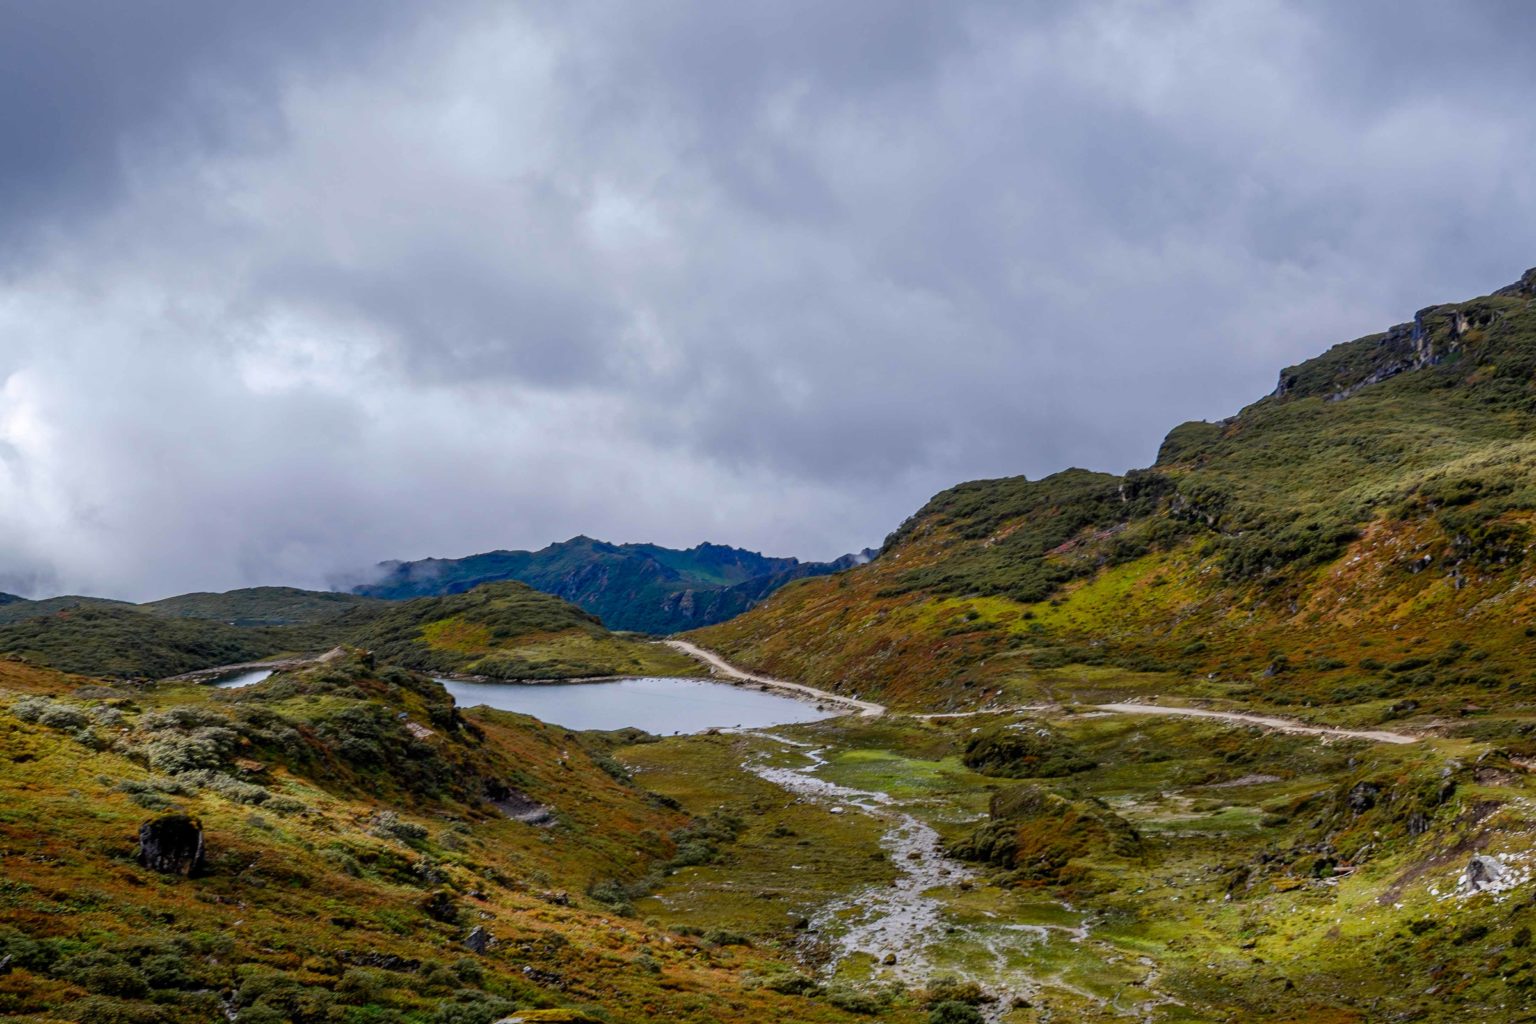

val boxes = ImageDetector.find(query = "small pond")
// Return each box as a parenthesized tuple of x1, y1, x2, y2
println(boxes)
(437, 676, 836, 733)
(215, 668, 275, 689)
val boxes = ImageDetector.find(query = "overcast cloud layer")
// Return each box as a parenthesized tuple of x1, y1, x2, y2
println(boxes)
(0, 0, 1533, 600)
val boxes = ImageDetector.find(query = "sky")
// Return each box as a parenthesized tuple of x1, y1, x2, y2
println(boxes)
(0, 0, 1533, 601)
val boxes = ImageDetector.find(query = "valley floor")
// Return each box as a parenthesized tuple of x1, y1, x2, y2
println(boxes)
(4, 644, 1535, 1023)
(617, 647, 1536, 1023)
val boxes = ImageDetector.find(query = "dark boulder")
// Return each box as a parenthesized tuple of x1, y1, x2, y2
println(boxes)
(464, 925, 494, 954)
(138, 814, 205, 877)
(420, 890, 460, 923)
(1347, 782, 1381, 813)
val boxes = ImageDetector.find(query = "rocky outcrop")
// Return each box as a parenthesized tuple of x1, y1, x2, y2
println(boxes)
(464, 926, 494, 954)
(485, 781, 554, 825)
(1266, 283, 1522, 406)
(1347, 781, 1381, 813)
(137, 814, 205, 877)
(1493, 267, 1536, 299)
(1459, 854, 1508, 895)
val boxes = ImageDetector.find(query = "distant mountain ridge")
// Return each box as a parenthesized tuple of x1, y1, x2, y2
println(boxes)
(0, 587, 374, 628)
(0, 580, 697, 680)
(345, 535, 874, 634)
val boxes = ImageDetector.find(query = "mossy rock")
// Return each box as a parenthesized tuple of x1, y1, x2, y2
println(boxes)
(948, 783, 1141, 886)
(961, 720, 1095, 778)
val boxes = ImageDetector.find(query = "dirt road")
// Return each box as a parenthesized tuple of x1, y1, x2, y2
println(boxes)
(661, 639, 885, 717)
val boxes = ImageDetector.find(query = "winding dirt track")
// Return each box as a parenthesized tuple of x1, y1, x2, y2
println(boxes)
(663, 641, 1420, 744)
(661, 639, 885, 717)
(1090, 702, 1419, 744)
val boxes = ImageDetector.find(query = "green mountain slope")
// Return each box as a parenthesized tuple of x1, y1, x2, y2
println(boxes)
(661, 267, 1536, 1020)
(694, 267, 1536, 719)
(143, 586, 384, 626)
(341, 581, 702, 680)
(0, 587, 375, 630)
(0, 606, 298, 678)
(0, 594, 134, 625)
(349, 535, 867, 634)
(0, 583, 696, 681)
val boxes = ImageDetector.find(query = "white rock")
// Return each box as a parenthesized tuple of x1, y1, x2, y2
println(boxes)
(1459, 854, 1509, 894)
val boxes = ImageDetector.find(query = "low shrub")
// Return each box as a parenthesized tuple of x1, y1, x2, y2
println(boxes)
(929, 1001, 986, 1024)
(369, 811, 429, 843)
(961, 722, 1095, 779)
(824, 980, 897, 1014)
(54, 950, 149, 998)
(179, 769, 270, 805)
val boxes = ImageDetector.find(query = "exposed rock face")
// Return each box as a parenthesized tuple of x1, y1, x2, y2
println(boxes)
(1268, 288, 1517, 405)
(138, 814, 205, 877)
(1494, 267, 1536, 299)
(1459, 854, 1508, 894)
(485, 781, 554, 825)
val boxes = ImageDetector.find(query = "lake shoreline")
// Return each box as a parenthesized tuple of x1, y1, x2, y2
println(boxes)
(438, 673, 840, 733)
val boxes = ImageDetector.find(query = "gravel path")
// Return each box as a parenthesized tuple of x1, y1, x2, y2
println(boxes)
(1092, 701, 1419, 744)
(662, 640, 885, 717)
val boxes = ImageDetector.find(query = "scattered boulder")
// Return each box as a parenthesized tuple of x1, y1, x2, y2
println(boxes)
(421, 890, 460, 923)
(464, 925, 494, 954)
(486, 782, 554, 825)
(1347, 782, 1381, 813)
(1459, 854, 1508, 895)
(137, 814, 205, 877)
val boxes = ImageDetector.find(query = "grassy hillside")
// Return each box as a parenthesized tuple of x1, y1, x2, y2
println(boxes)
(0, 654, 887, 1024)
(0, 606, 302, 679)
(0, 583, 698, 682)
(694, 268, 1536, 723)
(343, 582, 702, 681)
(0, 595, 134, 625)
(350, 536, 862, 634)
(143, 586, 384, 627)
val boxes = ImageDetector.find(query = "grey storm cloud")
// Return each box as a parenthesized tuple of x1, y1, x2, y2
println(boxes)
(0, 0, 1533, 600)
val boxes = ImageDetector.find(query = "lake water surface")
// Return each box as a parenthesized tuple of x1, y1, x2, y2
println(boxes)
(437, 676, 835, 733)
(216, 668, 275, 689)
